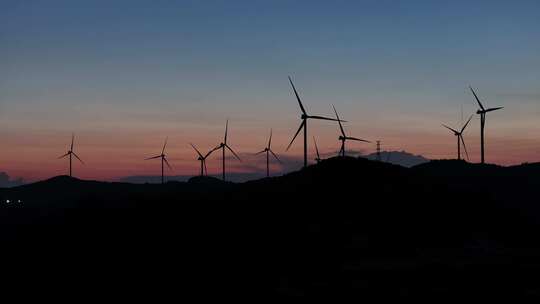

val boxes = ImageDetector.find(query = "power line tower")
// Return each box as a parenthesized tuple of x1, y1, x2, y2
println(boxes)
(376, 140, 381, 161)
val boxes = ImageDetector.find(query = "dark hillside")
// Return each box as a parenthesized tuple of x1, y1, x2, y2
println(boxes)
(1, 157, 540, 299)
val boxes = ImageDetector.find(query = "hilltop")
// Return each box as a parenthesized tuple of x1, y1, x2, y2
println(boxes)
(1, 157, 540, 299)
(364, 150, 429, 167)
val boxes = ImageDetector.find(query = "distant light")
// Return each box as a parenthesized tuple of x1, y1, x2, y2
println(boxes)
(17, 200, 22, 203)
(5, 199, 10, 204)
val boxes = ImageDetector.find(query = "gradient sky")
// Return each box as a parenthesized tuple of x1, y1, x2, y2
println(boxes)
(1, 0, 539, 182)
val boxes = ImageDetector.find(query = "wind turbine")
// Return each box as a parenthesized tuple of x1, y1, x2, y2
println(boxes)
(332, 105, 370, 157)
(255, 129, 282, 178)
(190, 143, 217, 176)
(58, 134, 84, 178)
(442, 114, 473, 161)
(145, 137, 172, 184)
(313, 136, 322, 163)
(286, 76, 342, 167)
(214, 120, 241, 181)
(469, 86, 504, 164)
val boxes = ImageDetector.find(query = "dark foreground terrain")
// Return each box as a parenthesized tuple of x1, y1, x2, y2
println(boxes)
(1, 157, 540, 299)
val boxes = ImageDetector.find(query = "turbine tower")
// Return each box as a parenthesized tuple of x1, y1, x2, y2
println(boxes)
(214, 120, 241, 181)
(286, 76, 342, 167)
(145, 137, 172, 184)
(190, 143, 217, 176)
(58, 134, 84, 178)
(469, 86, 504, 164)
(313, 136, 322, 164)
(332, 105, 370, 157)
(255, 129, 282, 178)
(376, 141, 381, 161)
(442, 114, 473, 161)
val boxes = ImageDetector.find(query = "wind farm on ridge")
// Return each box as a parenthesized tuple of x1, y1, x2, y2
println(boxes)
(52, 78, 505, 183)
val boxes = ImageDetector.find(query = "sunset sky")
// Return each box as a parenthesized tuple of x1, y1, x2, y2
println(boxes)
(1, 0, 539, 182)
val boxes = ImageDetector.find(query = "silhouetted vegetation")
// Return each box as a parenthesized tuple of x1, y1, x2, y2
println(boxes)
(1, 157, 540, 299)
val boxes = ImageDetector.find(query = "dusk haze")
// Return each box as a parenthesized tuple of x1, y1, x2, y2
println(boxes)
(1, 1, 540, 300)
(1, 1, 539, 182)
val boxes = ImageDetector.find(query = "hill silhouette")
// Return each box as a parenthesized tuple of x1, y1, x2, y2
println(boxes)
(364, 150, 429, 167)
(1, 157, 540, 299)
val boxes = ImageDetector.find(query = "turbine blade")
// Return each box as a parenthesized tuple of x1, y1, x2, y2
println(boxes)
(460, 114, 474, 133)
(145, 155, 162, 160)
(72, 152, 84, 164)
(224, 119, 228, 144)
(270, 149, 282, 163)
(162, 137, 168, 154)
(313, 136, 320, 159)
(190, 143, 204, 158)
(58, 152, 70, 159)
(460, 135, 470, 161)
(286, 121, 305, 151)
(204, 146, 220, 159)
(442, 124, 459, 133)
(226, 144, 242, 161)
(469, 86, 485, 111)
(71, 134, 74, 151)
(332, 105, 346, 137)
(308, 115, 345, 122)
(485, 107, 503, 113)
(288, 76, 307, 115)
(346, 137, 371, 143)
(255, 149, 266, 155)
(268, 129, 272, 149)
(163, 157, 172, 170)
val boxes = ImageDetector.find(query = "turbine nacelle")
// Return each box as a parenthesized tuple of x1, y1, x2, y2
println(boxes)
(256, 129, 282, 177)
(59, 134, 84, 177)
(332, 104, 370, 157)
(470, 86, 503, 164)
(442, 114, 473, 161)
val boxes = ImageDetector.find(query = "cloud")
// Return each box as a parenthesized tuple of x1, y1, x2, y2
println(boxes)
(119, 153, 306, 183)
(225, 152, 304, 172)
(363, 151, 429, 167)
(119, 149, 430, 184)
(0, 172, 25, 188)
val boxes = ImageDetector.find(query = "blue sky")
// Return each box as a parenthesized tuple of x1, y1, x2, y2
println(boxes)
(1, 0, 539, 181)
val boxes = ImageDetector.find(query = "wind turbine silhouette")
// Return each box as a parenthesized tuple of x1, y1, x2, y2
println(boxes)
(332, 105, 370, 157)
(214, 120, 241, 181)
(313, 136, 321, 163)
(286, 76, 342, 167)
(58, 134, 84, 178)
(145, 137, 171, 184)
(442, 114, 473, 161)
(255, 129, 282, 178)
(469, 86, 504, 164)
(190, 143, 216, 176)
